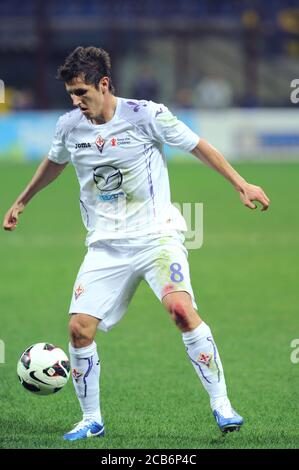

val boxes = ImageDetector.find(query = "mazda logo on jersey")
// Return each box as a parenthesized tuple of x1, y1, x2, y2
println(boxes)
(93, 165, 123, 192)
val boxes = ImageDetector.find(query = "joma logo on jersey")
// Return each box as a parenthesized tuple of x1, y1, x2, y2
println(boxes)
(75, 143, 91, 149)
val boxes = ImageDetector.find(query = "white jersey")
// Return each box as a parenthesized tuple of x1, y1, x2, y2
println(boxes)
(48, 98, 199, 245)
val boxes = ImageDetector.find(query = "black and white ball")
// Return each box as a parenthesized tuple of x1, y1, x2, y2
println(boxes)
(17, 343, 70, 395)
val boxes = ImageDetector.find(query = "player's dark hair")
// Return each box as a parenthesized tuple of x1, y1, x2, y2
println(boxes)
(56, 46, 115, 93)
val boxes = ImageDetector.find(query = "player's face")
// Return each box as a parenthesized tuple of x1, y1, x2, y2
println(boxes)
(65, 76, 109, 120)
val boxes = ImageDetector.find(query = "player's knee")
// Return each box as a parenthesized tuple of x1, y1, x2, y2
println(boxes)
(69, 316, 95, 347)
(168, 301, 192, 329)
(165, 298, 201, 331)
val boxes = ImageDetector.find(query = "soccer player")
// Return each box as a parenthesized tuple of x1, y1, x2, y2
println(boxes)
(3, 47, 270, 441)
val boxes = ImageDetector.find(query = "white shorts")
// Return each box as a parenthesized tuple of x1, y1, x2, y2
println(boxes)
(69, 231, 198, 332)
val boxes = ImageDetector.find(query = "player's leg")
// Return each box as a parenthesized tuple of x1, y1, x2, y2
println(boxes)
(143, 233, 243, 433)
(162, 291, 243, 432)
(162, 291, 229, 407)
(64, 241, 141, 440)
(64, 313, 105, 440)
(68, 313, 102, 422)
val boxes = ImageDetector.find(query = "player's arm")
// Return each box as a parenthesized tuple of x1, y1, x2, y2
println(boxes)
(3, 157, 68, 231)
(191, 139, 270, 211)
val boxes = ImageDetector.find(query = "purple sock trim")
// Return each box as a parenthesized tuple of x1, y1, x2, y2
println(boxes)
(82, 357, 93, 398)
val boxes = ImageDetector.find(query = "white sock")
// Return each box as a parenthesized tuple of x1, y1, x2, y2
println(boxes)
(69, 341, 102, 423)
(182, 322, 229, 410)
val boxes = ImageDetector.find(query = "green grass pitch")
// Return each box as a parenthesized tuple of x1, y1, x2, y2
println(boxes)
(0, 160, 298, 449)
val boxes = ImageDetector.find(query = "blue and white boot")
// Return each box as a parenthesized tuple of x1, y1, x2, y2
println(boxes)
(213, 399, 244, 433)
(63, 419, 105, 441)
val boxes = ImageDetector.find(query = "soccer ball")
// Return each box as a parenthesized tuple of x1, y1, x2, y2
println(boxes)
(17, 342, 70, 395)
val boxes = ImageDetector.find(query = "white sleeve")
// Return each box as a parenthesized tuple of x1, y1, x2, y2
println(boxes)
(48, 116, 71, 164)
(147, 102, 199, 152)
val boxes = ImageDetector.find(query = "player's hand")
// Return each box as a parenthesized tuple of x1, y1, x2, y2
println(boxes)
(238, 183, 270, 211)
(3, 202, 25, 231)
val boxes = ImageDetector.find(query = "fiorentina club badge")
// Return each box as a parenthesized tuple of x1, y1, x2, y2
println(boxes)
(72, 368, 83, 382)
(197, 352, 212, 368)
(95, 135, 105, 153)
(74, 284, 84, 300)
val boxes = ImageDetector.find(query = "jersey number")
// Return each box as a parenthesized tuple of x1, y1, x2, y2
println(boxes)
(170, 263, 184, 283)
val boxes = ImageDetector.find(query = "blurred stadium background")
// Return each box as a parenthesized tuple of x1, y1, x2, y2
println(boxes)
(1, 0, 299, 161)
(0, 0, 299, 450)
